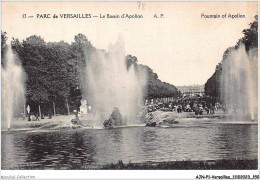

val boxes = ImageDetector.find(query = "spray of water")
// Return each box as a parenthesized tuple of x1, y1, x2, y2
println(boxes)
(1, 45, 25, 130)
(86, 36, 146, 126)
(220, 44, 258, 120)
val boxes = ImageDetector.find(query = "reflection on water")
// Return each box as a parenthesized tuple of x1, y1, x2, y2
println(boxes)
(1, 119, 258, 169)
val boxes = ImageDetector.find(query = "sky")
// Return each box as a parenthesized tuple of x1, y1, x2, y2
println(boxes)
(1, 1, 258, 86)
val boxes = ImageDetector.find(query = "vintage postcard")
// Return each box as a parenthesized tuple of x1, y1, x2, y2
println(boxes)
(1, 1, 258, 179)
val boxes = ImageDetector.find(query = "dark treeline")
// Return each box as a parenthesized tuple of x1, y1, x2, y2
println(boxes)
(1, 31, 8, 66)
(204, 15, 258, 102)
(126, 54, 178, 99)
(1, 33, 178, 115)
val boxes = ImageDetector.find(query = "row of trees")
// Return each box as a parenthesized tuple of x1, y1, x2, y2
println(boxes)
(141, 64, 178, 99)
(1, 31, 8, 66)
(204, 15, 258, 102)
(126, 54, 178, 99)
(2, 32, 178, 115)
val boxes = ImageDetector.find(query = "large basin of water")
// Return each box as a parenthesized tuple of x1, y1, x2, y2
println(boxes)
(1, 118, 258, 169)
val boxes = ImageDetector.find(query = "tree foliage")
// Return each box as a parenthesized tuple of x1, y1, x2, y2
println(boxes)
(1, 31, 8, 64)
(10, 33, 178, 115)
(242, 15, 258, 51)
(11, 34, 89, 115)
(125, 54, 178, 99)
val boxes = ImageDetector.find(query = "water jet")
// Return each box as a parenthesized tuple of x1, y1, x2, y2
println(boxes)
(220, 44, 258, 121)
(85, 35, 146, 126)
(1, 45, 25, 130)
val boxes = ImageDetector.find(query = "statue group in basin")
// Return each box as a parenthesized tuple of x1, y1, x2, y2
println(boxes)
(70, 102, 179, 129)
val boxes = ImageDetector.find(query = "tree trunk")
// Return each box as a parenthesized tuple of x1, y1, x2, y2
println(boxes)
(53, 101, 56, 116)
(66, 98, 70, 115)
(39, 105, 42, 119)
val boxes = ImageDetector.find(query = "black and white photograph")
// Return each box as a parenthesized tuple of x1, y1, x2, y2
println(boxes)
(1, 1, 258, 179)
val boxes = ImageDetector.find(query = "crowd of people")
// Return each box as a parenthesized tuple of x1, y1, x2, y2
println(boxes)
(18, 113, 53, 121)
(146, 97, 238, 115)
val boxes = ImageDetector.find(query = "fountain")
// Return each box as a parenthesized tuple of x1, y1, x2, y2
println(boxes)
(220, 44, 258, 121)
(85, 35, 146, 127)
(1, 45, 25, 130)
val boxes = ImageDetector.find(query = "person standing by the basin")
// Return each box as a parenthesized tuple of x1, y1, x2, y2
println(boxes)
(233, 104, 237, 113)
(21, 113, 25, 120)
(27, 105, 31, 121)
(35, 114, 39, 121)
(30, 114, 35, 121)
(210, 104, 215, 114)
(222, 104, 227, 114)
(48, 113, 52, 119)
(205, 106, 209, 114)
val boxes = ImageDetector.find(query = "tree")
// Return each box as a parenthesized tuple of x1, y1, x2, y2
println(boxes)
(10, 33, 179, 115)
(242, 15, 258, 51)
(126, 55, 137, 70)
(1, 31, 8, 65)
(71, 33, 94, 99)
(137, 64, 178, 99)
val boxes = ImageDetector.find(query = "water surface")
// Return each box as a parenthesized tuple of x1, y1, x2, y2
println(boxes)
(1, 118, 258, 169)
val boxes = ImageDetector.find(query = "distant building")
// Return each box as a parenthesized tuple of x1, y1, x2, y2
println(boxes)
(176, 84, 205, 96)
